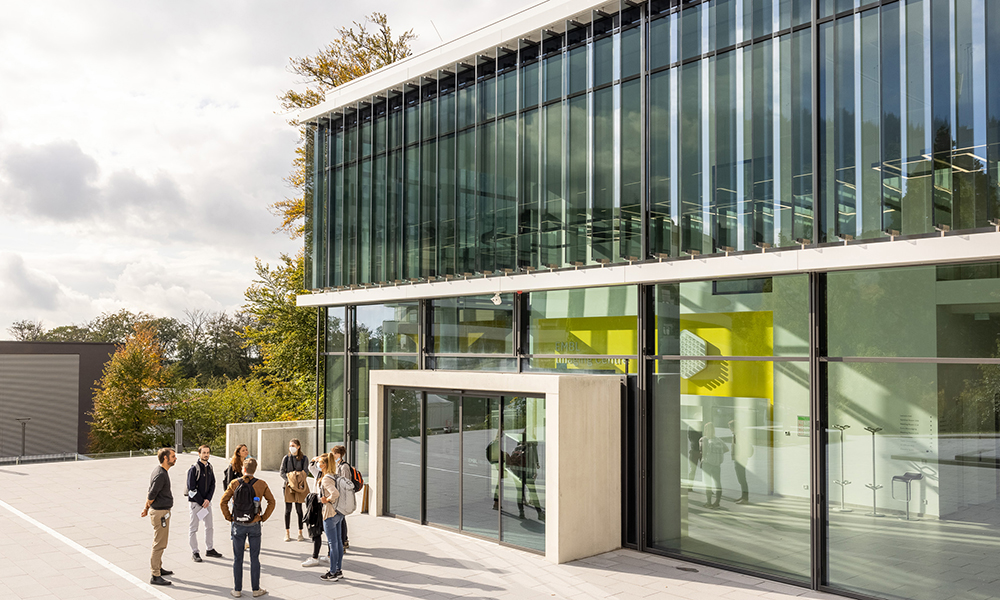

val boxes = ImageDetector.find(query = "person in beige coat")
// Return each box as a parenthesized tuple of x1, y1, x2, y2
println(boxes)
(316, 450, 352, 582)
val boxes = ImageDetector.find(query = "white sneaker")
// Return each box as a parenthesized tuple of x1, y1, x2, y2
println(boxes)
(301, 557, 320, 567)
(283, 532, 291, 542)
(319, 555, 329, 564)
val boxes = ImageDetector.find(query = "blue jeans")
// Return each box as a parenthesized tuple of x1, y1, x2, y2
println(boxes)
(323, 514, 344, 573)
(230, 522, 261, 592)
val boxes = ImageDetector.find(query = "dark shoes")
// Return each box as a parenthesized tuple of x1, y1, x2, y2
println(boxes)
(150, 575, 172, 586)
(320, 570, 344, 581)
(206, 549, 224, 558)
(159, 569, 174, 576)
(193, 552, 203, 562)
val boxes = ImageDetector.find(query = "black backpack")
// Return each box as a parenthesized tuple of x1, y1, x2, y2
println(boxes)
(232, 477, 259, 523)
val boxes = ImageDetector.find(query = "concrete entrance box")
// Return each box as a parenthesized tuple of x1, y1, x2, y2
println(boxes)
(369, 370, 623, 564)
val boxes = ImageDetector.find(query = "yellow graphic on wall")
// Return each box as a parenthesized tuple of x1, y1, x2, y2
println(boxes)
(532, 315, 638, 374)
(679, 311, 773, 400)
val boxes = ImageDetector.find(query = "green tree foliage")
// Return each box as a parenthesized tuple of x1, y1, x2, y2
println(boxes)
(242, 254, 316, 384)
(174, 310, 259, 384)
(6, 319, 45, 341)
(274, 12, 415, 238)
(88, 323, 175, 452)
(166, 378, 312, 451)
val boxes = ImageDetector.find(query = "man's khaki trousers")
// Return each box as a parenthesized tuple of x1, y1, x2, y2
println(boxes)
(149, 508, 171, 576)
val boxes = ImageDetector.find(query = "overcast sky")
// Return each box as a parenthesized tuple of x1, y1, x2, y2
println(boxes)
(0, 0, 541, 338)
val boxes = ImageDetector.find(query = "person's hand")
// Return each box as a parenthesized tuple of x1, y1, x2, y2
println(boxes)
(141, 508, 148, 518)
(320, 497, 328, 504)
(202, 500, 210, 509)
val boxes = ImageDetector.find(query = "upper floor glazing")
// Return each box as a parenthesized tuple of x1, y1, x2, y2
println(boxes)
(304, 0, 1000, 290)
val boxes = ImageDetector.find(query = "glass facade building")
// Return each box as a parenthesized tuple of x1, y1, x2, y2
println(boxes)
(299, 2, 1000, 600)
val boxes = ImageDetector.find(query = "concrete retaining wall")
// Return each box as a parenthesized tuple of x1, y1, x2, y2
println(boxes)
(225, 420, 316, 471)
(257, 426, 317, 472)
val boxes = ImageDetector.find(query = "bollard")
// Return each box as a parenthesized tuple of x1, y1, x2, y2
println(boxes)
(174, 419, 184, 453)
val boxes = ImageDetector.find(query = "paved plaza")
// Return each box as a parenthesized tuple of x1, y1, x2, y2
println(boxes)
(0, 454, 843, 600)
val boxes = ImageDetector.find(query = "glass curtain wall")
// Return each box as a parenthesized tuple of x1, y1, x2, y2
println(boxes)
(324, 307, 347, 449)
(824, 262, 1000, 600)
(307, 0, 1000, 292)
(353, 303, 419, 477)
(429, 293, 516, 371)
(648, 274, 812, 582)
(526, 286, 638, 374)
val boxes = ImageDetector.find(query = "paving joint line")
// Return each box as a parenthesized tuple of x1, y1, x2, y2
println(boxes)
(0, 498, 172, 600)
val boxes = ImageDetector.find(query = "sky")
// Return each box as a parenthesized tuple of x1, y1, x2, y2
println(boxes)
(0, 0, 541, 339)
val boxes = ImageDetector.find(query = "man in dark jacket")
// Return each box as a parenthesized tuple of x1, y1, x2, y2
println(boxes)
(187, 445, 223, 562)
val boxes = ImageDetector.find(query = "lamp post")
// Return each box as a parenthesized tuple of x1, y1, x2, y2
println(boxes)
(15, 418, 31, 458)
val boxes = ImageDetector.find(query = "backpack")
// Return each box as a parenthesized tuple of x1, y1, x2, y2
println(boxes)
(342, 461, 364, 493)
(329, 474, 357, 515)
(232, 477, 259, 523)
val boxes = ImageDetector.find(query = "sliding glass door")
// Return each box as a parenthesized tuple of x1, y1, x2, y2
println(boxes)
(384, 388, 546, 552)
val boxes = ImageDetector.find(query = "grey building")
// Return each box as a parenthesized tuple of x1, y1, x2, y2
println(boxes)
(0, 342, 115, 457)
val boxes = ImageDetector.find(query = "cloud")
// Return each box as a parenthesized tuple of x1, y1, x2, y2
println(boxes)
(0, 140, 100, 221)
(0, 253, 62, 312)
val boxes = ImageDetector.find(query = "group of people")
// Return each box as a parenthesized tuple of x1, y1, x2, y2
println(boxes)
(142, 439, 358, 597)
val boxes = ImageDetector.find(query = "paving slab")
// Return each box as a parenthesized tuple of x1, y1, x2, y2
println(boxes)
(1, 454, 844, 600)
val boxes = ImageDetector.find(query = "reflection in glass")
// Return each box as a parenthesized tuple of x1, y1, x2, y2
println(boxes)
(355, 303, 419, 353)
(656, 275, 809, 357)
(500, 395, 546, 552)
(324, 356, 345, 450)
(826, 361, 1000, 600)
(432, 294, 514, 354)
(386, 388, 421, 520)
(425, 394, 461, 529)
(827, 264, 1000, 359)
(356, 355, 418, 478)
(430, 357, 517, 372)
(649, 359, 811, 582)
(463, 396, 500, 539)
(326, 307, 346, 351)
(528, 286, 638, 357)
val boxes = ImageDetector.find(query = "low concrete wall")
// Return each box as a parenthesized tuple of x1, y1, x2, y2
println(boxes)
(258, 427, 316, 472)
(369, 370, 622, 564)
(226, 420, 316, 470)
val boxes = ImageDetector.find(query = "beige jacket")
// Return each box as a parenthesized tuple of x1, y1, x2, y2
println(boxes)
(319, 463, 351, 521)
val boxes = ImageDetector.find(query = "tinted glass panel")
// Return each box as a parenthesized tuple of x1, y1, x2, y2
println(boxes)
(356, 303, 419, 353)
(432, 294, 514, 354)
(499, 395, 546, 552)
(827, 264, 1000, 359)
(425, 394, 461, 529)
(386, 387, 421, 520)
(656, 275, 810, 357)
(528, 286, 638, 357)
(463, 395, 500, 539)
(649, 359, 811, 582)
(826, 360, 1000, 600)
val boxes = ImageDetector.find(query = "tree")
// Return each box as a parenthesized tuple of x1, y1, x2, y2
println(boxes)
(89, 323, 172, 452)
(242, 254, 316, 385)
(274, 12, 415, 238)
(41, 324, 92, 342)
(7, 319, 45, 341)
(175, 310, 259, 384)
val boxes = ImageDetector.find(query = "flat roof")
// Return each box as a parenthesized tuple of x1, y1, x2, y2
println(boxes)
(298, 0, 615, 123)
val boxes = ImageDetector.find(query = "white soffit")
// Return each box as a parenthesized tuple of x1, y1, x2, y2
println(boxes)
(296, 231, 1000, 307)
(298, 0, 609, 123)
